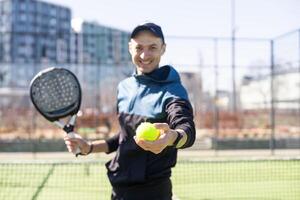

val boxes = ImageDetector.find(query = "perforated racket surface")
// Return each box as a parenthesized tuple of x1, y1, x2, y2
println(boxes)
(30, 67, 82, 155)
(30, 67, 81, 121)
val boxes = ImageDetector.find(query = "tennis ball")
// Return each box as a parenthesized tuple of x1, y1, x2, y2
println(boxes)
(136, 122, 160, 141)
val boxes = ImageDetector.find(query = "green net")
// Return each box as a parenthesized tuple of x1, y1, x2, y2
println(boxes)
(1, 158, 300, 200)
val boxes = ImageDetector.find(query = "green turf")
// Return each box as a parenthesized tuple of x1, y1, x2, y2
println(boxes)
(0, 160, 299, 200)
(172, 160, 300, 200)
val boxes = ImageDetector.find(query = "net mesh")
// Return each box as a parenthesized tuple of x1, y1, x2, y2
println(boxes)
(1, 157, 299, 200)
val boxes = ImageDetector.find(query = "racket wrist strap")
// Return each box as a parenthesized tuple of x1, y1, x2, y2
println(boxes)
(79, 142, 93, 156)
(86, 142, 94, 155)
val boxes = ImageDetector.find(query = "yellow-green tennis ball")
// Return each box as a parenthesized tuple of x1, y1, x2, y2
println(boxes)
(136, 122, 160, 141)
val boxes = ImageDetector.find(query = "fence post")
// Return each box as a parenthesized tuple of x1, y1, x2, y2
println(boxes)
(298, 30, 300, 135)
(270, 40, 275, 155)
(213, 38, 220, 154)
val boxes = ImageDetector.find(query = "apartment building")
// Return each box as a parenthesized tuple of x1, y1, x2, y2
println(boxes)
(0, 0, 71, 63)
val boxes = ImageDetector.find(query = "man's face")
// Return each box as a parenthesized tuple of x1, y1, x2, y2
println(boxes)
(129, 31, 166, 74)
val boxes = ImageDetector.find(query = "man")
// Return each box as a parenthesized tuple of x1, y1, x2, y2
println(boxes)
(64, 22, 196, 200)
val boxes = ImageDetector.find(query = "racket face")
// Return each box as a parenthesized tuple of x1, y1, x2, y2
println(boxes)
(30, 67, 81, 121)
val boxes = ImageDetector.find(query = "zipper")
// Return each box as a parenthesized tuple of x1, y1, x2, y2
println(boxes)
(128, 79, 141, 112)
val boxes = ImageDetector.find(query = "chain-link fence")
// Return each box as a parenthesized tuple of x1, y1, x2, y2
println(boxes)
(0, 30, 299, 152)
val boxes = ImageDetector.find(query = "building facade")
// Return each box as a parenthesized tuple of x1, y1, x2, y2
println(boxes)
(240, 69, 300, 110)
(0, 0, 71, 63)
(0, 0, 132, 89)
(71, 19, 131, 65)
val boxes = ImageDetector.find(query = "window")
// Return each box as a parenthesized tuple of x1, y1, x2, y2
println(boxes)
(19, 2, 26, 11)
(3, 1, 11, 13)
(19, 13, 27, 22)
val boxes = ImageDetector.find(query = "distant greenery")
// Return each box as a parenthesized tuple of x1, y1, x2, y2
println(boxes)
(77, 127, 97, 135)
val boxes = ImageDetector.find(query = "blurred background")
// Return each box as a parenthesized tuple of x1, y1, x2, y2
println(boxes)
(0, 0, 299, 199)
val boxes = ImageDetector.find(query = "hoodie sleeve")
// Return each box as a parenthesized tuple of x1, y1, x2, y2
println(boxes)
(105, 132, 120, 154)
(165, 98, 196, 149)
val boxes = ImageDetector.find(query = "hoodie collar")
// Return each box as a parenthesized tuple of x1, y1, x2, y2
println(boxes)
(134, 65, 180, 83)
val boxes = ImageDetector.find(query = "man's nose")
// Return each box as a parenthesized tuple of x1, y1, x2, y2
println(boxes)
(140, 51, 150, 59)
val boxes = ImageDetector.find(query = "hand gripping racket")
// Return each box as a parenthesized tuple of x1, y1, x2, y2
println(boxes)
(30, 67, 82, 156)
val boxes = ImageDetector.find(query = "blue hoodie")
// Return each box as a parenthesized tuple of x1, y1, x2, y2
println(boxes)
(105, 65, 195, 188)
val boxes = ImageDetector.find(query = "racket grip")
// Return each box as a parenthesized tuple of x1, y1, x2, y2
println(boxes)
(68, 132, 82, 157)
(74, 147, 81, 157)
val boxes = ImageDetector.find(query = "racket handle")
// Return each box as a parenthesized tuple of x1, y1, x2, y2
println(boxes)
(74, 148, 81, 157)
(68, 132, 81, 157)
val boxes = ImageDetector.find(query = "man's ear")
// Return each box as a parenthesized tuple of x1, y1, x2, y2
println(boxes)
(161, 43, 166, 55)
(128, 41, 133, 55)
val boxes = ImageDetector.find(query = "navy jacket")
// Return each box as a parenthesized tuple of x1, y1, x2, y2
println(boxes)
(105, 65, 195, 188)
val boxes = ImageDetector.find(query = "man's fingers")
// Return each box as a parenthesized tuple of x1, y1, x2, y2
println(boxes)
(65, 142, 76, 153)
(64, 132, 82, 139)
(134, 136, 166, 154)
(64, 137, 79, 143)
(153, 123, 170, 133)
(64, 134, 83, 153)
(134, 137, 151, 150)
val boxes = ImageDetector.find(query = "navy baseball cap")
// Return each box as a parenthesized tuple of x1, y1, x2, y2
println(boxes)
(131, 22, 165, 43)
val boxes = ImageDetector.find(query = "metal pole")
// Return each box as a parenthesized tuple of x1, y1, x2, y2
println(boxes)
(270, 40, 275, 155)
(213, 38, 220, 155)
(298, 30, 300, 150)
(231, 0, 237, 113)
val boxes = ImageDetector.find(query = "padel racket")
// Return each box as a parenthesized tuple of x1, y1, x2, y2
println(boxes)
(30, 67, 82, 156)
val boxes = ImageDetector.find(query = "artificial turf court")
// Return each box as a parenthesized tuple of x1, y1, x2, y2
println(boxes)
(1, 157, 299, 200)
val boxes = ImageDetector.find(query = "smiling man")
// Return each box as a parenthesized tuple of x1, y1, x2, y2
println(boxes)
(129, 23, 166, 74)
(64, 22, 196, 200)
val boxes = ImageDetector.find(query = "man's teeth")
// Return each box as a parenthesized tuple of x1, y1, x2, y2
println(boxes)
(141, 60, 151, 64)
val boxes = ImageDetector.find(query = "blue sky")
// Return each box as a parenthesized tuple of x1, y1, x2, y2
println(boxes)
(44, 0, 300, 91)
(45, 0, 300, 38)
